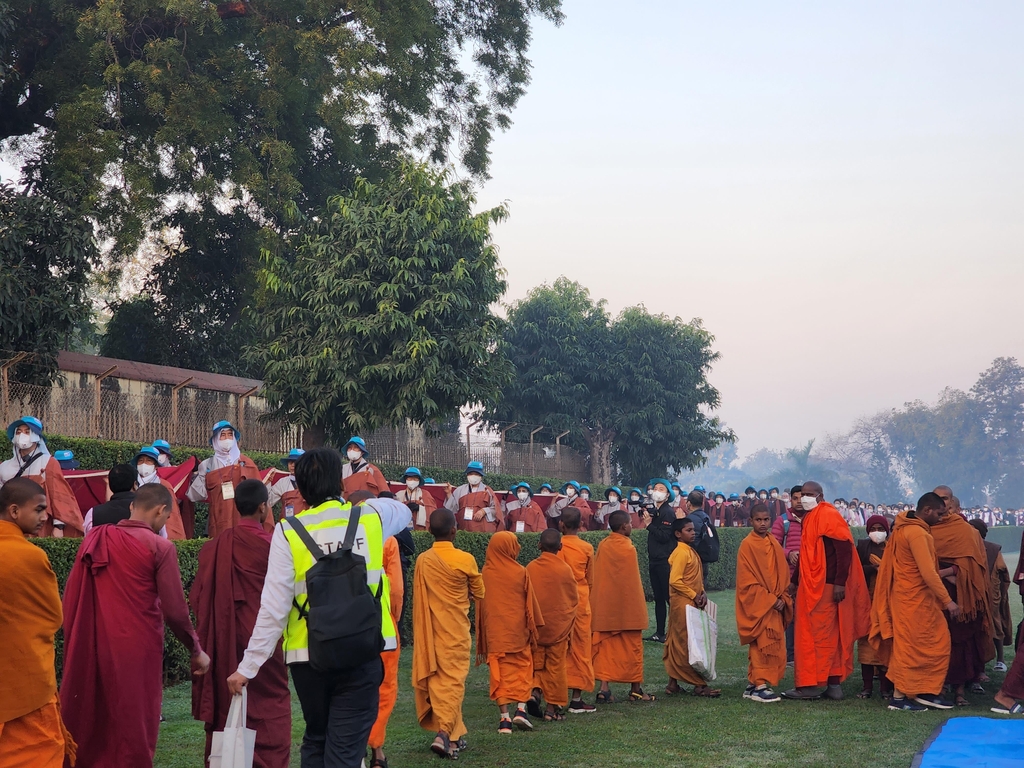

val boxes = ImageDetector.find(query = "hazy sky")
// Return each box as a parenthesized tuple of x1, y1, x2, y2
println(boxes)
(475, 0, 1024, 456)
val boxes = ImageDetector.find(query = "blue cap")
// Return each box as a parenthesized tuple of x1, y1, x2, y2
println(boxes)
(424, 478, 435, 484)
(466, 461, 485, 475)
(561, 480, 581, 494)
(729, 493, 740, 501)
(693, 485, 705, 492)
(630, 487, 642, 497)
(538, 483, 553, 492)
(54, 449, 80, 469)
(211, 420, 240, 443)
(7, 416, 43, 442)
(280, 448, 305, 466)
(580, 484, 591, 493)
(514, 482, 533, 496)
(605, 486, 622, 500)
(345, 437, 368, 456)
(133, 446, 161, 465)
(649, 478, 676, 503)
(152, 439, 172, 455)
(403, 467, 424, 481)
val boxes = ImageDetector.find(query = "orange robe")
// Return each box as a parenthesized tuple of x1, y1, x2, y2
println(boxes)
(735, 532, 793, 687)
(557, 535, 595, 691)
(663, 541, 706, 686)
(526, 552, 578, 707)
(591, 533, 648, 684)
(342, 461, 389, 497)
(24, 457, 84, 538)
(412, 542, 484, 740)
(794, 502, 871, 688)
(868, 513, 952, 696)
(476, 532, 543, 705)
(369, 537, 405, 749)
(0, 521, 73, 767)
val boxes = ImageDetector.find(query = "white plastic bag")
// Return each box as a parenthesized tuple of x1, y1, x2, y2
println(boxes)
(208, 689, 256, 768)
(685, 600, 718, 681)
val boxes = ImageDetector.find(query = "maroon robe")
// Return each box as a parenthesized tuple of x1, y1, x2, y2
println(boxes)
(455, 486, 503, 532)
(61, 520, 202, 768)
(191, 518, 291, 768)
(506, 499, 547, 532)
(205, 455, 262, 538)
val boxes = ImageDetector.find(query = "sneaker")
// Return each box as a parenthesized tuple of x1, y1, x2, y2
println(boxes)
(888, 697, 928, 712)
(512, 709, 533, 731)
(742, 684, 756, 699)
(568, 699, 596, 714)
(498, 718, 513, 735)
(644, 633, 666, 643)
(995, 661, 1008, 673)
(526, 697, 543, 718)
(914, 694, 954, 710)
(750, 687, 781, 703)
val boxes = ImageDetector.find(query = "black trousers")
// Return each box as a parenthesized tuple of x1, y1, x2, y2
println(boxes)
(290, 659, 384, 768)
(649, 560, 671, 635)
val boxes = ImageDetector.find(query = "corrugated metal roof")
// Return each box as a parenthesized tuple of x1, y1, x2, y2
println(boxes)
(57, 351, 263, 395)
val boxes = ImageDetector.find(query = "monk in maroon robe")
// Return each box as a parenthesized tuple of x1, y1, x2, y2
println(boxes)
(191, 480, 291, 768)
(60, 483, 210, 768)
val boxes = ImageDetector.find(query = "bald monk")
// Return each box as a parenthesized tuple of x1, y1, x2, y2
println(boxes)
(664, 516, 720, 698)
(61, 483, 211, 767)
(413, 509, 485, 760)
(592, 510, 655, 702)
(783, 481, 871, 701)
(526, 530, 579, 721)
(0, 479, 75, 767)
(190, 479, 291, 768)
(556, 507, 597, 713)
(369, 533, 404, 767)
(929, 493, 993, 705)
(869, 493, 957, 711)
(477, 531, 543, 733)
(735, 505, 792, 703)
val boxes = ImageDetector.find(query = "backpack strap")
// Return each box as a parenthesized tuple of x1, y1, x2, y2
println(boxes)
(341, 504, 362, 552)
(286, 515, 325, 561)
(13, 452, 43, 479)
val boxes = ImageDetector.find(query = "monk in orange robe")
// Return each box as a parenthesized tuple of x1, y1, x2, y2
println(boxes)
(341, 438, 390, 496)
(735, 505, 792, 702)
(869, 493, 958, 711)
(591, 510, 655, 702)
(929, 494, 993, 705)
(0, 479, 75, 767)
(556, 507, 597, 712)
(412, 510, 485, 760)
(369, 535, 405, 767)
(476, 531, 543, 733)
(526, 530, 578, 721)
(783, 481, 870, 700)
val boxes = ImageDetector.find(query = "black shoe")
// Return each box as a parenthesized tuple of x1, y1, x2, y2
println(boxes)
(644, 633, 666, 643)
(888, 697, 928, 712)
(526, 696, 543, 718)
(915, 693, 954, 710)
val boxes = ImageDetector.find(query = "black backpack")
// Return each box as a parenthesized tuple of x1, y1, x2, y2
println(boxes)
(287, 505, 384, 673)
(692, 510, 720, 564)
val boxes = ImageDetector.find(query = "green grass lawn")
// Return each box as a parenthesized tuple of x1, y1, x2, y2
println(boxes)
(155, 589, 1022, 768)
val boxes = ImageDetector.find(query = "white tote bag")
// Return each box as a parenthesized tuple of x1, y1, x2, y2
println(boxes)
(685, 599, 719, 681)
(209, 689, 256, 768)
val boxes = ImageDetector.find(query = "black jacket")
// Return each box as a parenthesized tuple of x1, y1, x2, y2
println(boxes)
(92, 491, 135, 528)
(647, 501, 678, 563)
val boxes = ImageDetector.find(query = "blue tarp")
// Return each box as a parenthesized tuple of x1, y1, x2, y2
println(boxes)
(916, 717, 1024, 768)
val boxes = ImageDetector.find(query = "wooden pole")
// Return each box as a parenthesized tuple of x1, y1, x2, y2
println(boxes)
(93, 366, 118, 437)
(171, 378, 194, 446)
(0, 352, 28, 425)
(529, 426, 544, 476)
(555, 430, 570, 477)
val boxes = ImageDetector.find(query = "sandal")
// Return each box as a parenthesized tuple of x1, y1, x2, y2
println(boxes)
(991, 701, 1024, 715)
(629, 689, 656, 702)
(596, 690, 614, 704)
(955, 694, 969, 707)
(543, 710, 566, 722)
(664, 684, 682, 696)
(370, 759, 389, 768)
(692, 686, 722, 698)
(431, 732, 455, 759)
(970, 683, 986, 695)
(856, 689, 872, 699)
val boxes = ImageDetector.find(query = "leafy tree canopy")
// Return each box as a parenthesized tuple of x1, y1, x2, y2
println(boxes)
(246, 162, 510, 447)
(485, 277, 731, 485)
(0, 184, 100, 383)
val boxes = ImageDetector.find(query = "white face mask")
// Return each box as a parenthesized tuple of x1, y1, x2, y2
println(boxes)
(608, 494, 619, 504)
(801, 495, 819, 512)
(868, 531, 888, 544)
(467, 474, 482, 487)
(138, 462, 157, 478)
(770, 492, 778, 499)
(406, 479, 419, 490)
(14, 433, 36, 450)
(218, 438, 235, 452)
(517, 491, 529, 502)
(759, 494, 767, 500)
(630, 496, 640, 504)
(566, 487, 577, 497)
(747, 493, 755, 499)
(651, 490, 668, 503)
(347, 450, 362, 462)
(581, 492, 590, 500)
(716, 498, 725, 506)
(157, 454, 171, 467)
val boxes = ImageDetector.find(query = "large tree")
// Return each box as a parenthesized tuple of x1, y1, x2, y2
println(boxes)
(247, 162, 510, 447)
(0, 185, 100, 383)
(485, 278, 731, 484)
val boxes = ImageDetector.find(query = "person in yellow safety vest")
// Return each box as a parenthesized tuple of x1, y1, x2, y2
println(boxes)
(227, 448, 411, 767)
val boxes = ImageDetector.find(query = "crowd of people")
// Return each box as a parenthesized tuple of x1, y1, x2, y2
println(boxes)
(2, 414, 1024, 768)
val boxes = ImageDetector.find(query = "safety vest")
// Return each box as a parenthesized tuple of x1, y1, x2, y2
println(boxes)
(281, 499, 396, 663)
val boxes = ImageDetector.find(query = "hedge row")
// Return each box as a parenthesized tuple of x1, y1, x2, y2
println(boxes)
(42, 434, 604, 494)
(33, 527, 866, 685)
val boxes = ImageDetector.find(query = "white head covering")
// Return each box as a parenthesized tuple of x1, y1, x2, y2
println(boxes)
(0, 434, 51, 483)
(213, 426, 241, 466)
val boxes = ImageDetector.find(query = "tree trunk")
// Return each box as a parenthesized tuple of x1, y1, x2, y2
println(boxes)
(585, 427, 616, 485)
(302, 421, 326, 450)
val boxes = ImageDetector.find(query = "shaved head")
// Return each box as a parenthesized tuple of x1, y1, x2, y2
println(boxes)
(559, 507, 581, 532)
(429, 509, 457, 539)
(539, 528, 562, 553)
(802, 481, 823, 497)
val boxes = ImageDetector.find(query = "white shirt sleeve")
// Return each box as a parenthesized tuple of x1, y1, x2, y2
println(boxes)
(237, 524, 295, 679)
(186, 459, 210, 502)
(444, 489, 460, 513)
(268, 477, 288, 508)
(363, 497, 413, 539)
(83, 508, 93, 535)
